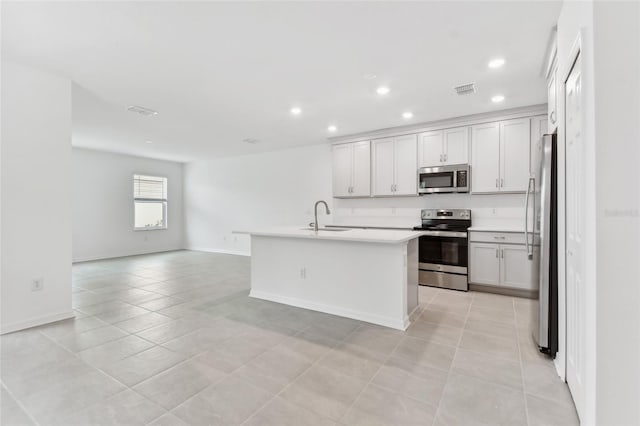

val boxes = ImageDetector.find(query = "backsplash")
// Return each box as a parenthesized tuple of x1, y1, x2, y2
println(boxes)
(331, 193, 531, 229)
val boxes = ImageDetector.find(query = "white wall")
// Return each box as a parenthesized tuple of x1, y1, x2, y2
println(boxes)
(592, 2, 640, 424)
(1, 61, 73, 334)
(184, 144, 333, 255)
(72, 148, 184, 262)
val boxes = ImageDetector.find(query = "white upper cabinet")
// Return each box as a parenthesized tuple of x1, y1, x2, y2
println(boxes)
(443, 127, 470, 165)
(394, 135, 418, 195)
(351, 141, 371, 197)
(418, 127, 469, 168)
(417, 131, 443, 168)
(331, 141, 370, 198)
(372, 134, 417, 196)
(471, 122, 501, 193)
(500, 118, 531, 192)
(332, 143, 352, 197)
(471, 119, 530, 193)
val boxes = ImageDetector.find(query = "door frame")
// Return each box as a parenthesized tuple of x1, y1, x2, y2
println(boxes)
(558, 31, 597, 425)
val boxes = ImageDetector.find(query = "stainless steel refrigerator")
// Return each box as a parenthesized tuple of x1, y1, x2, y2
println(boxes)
(527, 133, 558, 356)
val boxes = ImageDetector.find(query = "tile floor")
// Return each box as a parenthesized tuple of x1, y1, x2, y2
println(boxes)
(1, 250, 579, 425)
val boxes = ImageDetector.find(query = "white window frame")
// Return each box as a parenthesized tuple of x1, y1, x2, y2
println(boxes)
(133, 174, 168, 231)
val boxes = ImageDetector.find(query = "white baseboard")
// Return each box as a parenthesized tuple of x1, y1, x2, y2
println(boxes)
(249, 290, 408, 331)
(72, 248, 185, 263)
(187, 247, 251, 257)
(1, 310, 74, 335)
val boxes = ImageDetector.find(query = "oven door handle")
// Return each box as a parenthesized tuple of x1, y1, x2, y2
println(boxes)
(418, 230, 468, 238)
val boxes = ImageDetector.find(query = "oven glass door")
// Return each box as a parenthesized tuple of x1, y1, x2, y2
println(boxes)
(418, 235, 468, 268)
(419, 171, 455, 192)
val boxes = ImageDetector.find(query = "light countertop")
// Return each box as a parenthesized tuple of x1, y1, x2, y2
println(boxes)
(468, 225, 528, 233)
(235, 227, 424, 244)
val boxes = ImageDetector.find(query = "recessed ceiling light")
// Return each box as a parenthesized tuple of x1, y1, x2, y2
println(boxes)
(488, 58, 506, 69)
(402, 112, 414, 119)
(364, 73, 377, 80)
(290, 107, 302, 115)
(376, 86, 390, 95)
(328, 125, 337, 133)
(145, 140, 153, 144)
(127, 105, 158, 116)
(491, 95, 505, 103)
(242, 138, 260, 144)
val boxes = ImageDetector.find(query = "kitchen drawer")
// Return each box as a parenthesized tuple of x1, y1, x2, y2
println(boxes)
(469, 231, 529, 245)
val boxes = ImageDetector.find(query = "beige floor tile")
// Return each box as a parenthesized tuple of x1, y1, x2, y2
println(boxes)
(56, 389, 164, 426)
(136, 318, 201, 344)
(274, 331, 339, 363)
(77, 335, 154, 368)
(436, 372, 527, 426)
(192, 335, 268, 373)
(172, 375, 273, 425)
(233, 346, 311, 393)
(318, 342, 387, 381)
(392, 336, 456, 371)
(472, 293, 515, 312)
(459, 330, 520, 362)
(526, 393, 579, 426)
(464, 317, 518, 340)
(452, 348, 523, 390)
(1, 386, 35, 426)
(342, 324, 403, 355)
(406, 320, 463, 346)
(371, 356, 448, 406)
(418, 309, 467, 328)
(344, 384, 437, 426)
(133, 360, 226, 410)
(522, 362, 575, 407)
(113, 311, 173, 333)
(56, 325, 129, 352)
(468, 305, 516, 324)
(102, 345, 186, 386)
(280, 365, 367, 421)
(245, 396, 337, 426)
(147, 413, 189, 426)
(19, 371, 125, 424)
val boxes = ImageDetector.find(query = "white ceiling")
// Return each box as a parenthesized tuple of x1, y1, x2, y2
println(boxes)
(3, 1, 561, 163)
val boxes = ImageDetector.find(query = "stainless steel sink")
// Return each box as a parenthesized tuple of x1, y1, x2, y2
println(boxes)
(300, 227, 350, 232)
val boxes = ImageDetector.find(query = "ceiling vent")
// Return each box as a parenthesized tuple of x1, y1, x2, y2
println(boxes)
(453, 83, 477, 96)
(242, 138, 260, 144)
(127, 105, 159, 116)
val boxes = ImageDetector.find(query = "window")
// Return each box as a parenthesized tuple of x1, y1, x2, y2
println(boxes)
(134, 174, 167, 230)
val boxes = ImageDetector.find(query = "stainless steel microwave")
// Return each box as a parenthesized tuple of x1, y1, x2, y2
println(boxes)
(418, 164, 470, 194)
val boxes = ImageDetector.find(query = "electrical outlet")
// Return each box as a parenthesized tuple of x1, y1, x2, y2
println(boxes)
(31, 278, 44, 292)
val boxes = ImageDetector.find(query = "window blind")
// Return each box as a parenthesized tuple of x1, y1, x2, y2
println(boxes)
(133, 175, 167, 201)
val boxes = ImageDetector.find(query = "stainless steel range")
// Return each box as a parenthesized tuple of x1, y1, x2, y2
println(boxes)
(413, 209, 471, 291)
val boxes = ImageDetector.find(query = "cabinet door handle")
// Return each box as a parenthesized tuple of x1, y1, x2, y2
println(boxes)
(550, 110, 556, 124)
(439, 154, 443, 162)
(500, 178, 504, 188)
(349, 186, 353, 193)
(444, 153, 448, 162)
(501, 249, 504, 258)
(495, 179, 499, 188)
(495, 249, 499, 258)
(494, 236, 506, 240)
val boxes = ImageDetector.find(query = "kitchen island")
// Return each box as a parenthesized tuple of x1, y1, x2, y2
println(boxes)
(243, 227, 423, 330)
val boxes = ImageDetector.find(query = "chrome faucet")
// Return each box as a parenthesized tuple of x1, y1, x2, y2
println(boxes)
(313, 200, 331, 233)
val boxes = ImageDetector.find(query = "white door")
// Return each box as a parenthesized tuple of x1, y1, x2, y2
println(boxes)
(500, 118, 530, 192)
(418, 131, 443, 168)
(500, 245, 533, 289)
(372, 137, 395, 196)
(471, 122, 500, 193)
(565, 53, 585, 418)
(351, 141, 371, 197)
(332, 143, 352, 197)
(393, 134, 418, 195)
(469, 243, 500, 286)
(443, 127, 469, 165)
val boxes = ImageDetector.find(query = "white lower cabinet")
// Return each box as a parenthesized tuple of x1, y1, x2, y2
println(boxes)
(469, 236, 535, 290)
(500, 245, 533, 289)
(469, 243, 500, 286)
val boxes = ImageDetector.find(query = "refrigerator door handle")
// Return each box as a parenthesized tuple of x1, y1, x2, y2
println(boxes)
(524, 176, 535, 259)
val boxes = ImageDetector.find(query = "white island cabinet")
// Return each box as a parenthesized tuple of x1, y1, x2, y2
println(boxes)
(245, 228, 421, 330)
